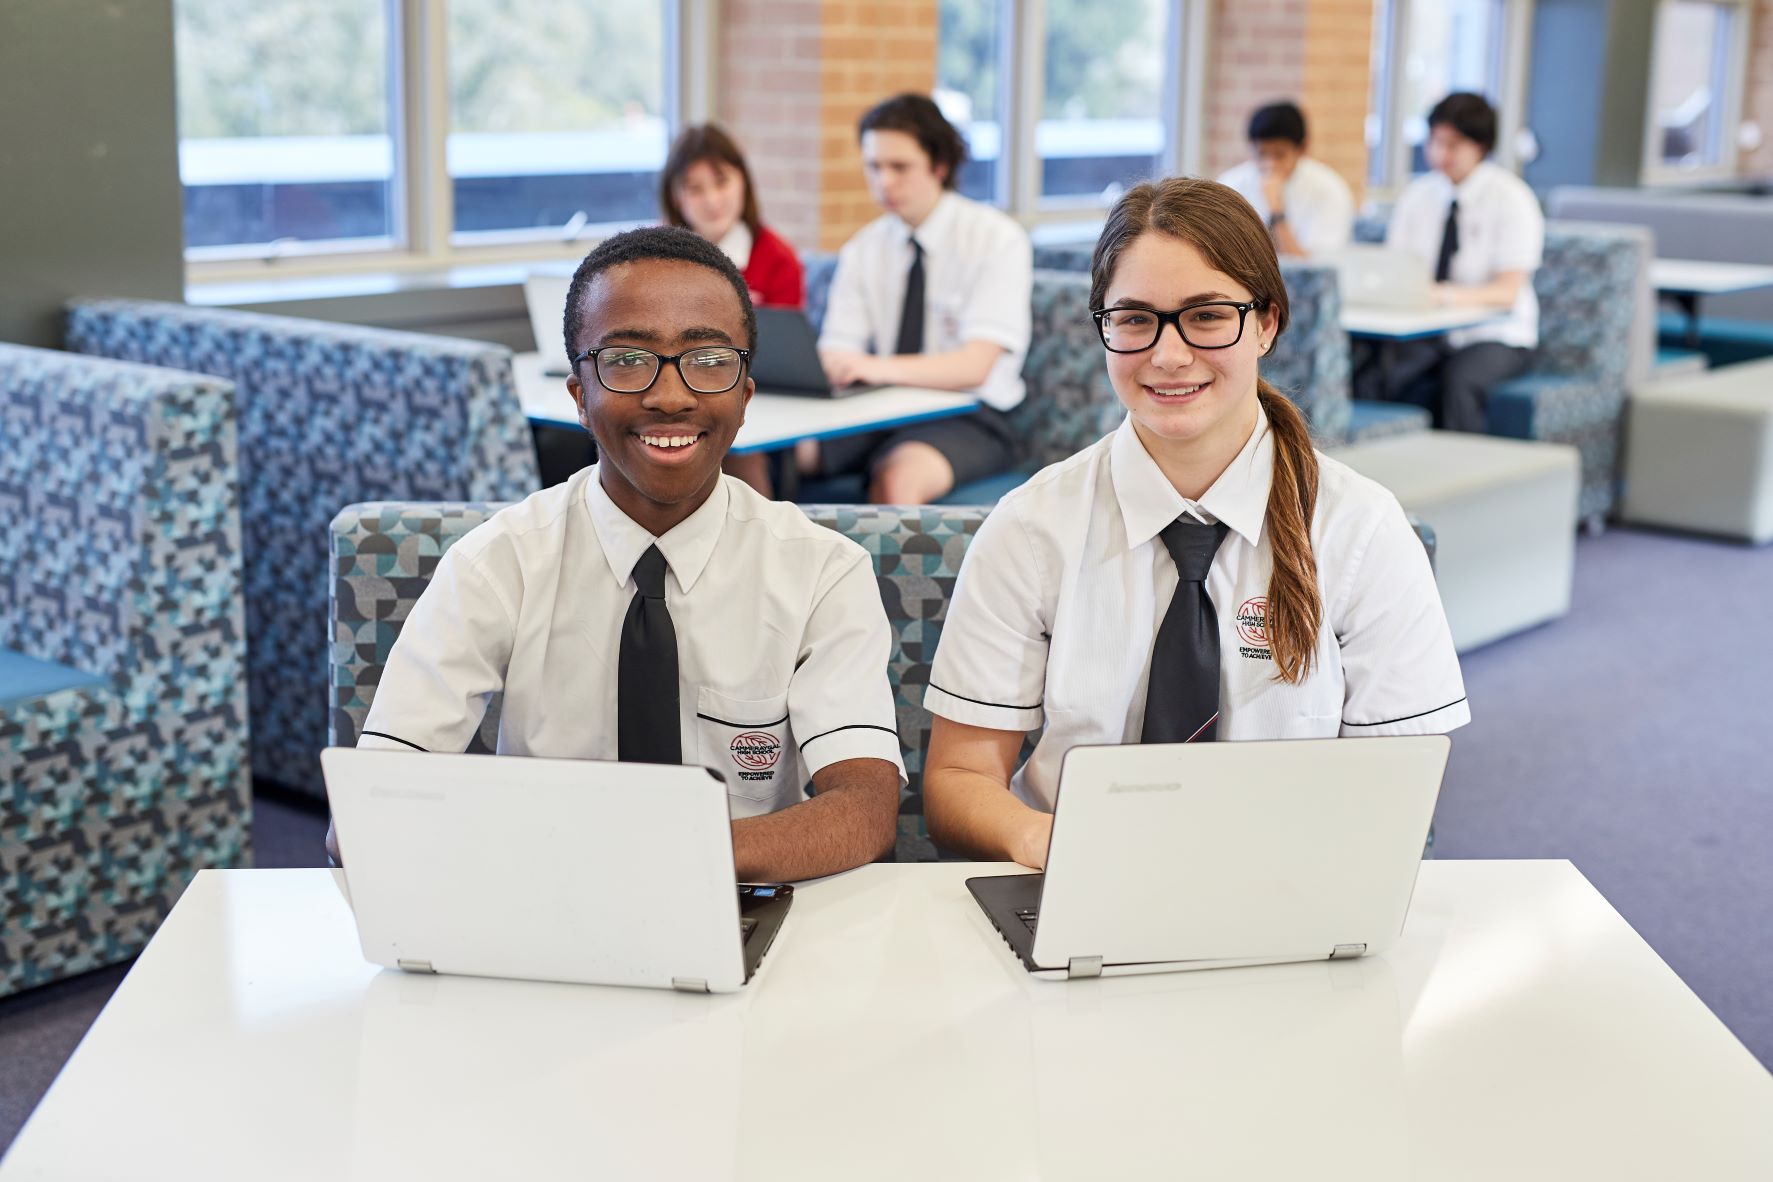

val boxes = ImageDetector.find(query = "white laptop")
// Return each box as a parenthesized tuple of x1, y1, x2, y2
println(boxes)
(321, 747, 793, 993)
(524, 272, 574, 376)
(1334, 244, 1434, 309)
(967, 735, 1450, 980)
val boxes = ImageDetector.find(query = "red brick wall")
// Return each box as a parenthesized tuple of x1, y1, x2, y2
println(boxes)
(717, 0, 937, 256)
(718, 0, 825, 256)
(815, 0, 939, 250)
(1301, 0, 1374, 201)
(1206, 0, 1370, 201)
(1746, 0, 1773, 175)
(1205, 0, 1307, 180)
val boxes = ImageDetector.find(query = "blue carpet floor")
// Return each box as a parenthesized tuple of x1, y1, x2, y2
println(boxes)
(1433, 525, 1773, 1068)
(2, 526, 1769, 1152)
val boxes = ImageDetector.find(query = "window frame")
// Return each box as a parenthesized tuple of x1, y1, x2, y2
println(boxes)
(1365, 0, 1535, 199)
(1640, 0, 1753, 187)
(183, 0, 707, 283)
(946, 0, 1202, 230)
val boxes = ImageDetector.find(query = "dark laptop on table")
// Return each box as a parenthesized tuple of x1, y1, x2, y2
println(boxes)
(751, 307, 884, 398)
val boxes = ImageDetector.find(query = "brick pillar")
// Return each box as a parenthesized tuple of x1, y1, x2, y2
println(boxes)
(816, 0, 939, 250)
(718, 0, 937, 258)
(1301, 0, 1374, 202)
(1206, 0, 1370, 202)
(1746, 0, 1773, 175)
(718, 0, 825, 255)
(1205, 0, 1307, 180)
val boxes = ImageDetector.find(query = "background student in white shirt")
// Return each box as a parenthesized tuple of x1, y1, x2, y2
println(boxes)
(920, 177, 1469, 870)
(1217, 100, 1354, 259)
(810, 92, 1033, 505)
(326, 227, 905, 882)
(1358, 92, 1545, 433)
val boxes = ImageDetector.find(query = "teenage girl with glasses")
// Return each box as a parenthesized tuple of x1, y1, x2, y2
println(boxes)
(920, 176, 1471, 869)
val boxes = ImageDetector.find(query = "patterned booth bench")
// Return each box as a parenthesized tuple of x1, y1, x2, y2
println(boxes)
(1, 344, 251, 997)
(331, 500, 1436, 863)
(330, 501, 990, 862)
(1345, 221, 1651, 525)
(65, 300, 541, 799)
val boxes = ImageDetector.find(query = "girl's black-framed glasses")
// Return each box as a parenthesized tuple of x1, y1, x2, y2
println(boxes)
(571, 344, 751, 394)
(1089, 300, 1264, 353)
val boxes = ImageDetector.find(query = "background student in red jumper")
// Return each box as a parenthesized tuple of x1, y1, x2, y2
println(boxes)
(660, 123, 804, 310)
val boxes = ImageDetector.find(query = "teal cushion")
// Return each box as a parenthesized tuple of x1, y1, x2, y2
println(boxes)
(0, 649, 106, 708)
(939, 466, 1036, 506)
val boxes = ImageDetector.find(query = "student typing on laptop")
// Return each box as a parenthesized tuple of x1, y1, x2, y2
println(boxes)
(1355, 92, 1545, 432)
(920, 177, 1470, 870)
(800, 93, 1031, 505)
(326, 227, 905, 882)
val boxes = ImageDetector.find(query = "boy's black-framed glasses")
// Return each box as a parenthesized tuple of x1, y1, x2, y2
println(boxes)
(1089, 300, 1264, 353)
(571, 344, 751, 394)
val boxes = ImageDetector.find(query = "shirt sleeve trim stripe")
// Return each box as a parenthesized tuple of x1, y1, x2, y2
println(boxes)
(361, 729, 429, 753)
(927, 681, 1042, 712)
(1342, 697, 1468, 728)
(698, 712, 790, 730)
(801, 723, 900, 749)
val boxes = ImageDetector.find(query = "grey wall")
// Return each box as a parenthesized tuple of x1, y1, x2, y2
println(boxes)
(0, 0, 184, 349)
(1523, 0, 1658, 194)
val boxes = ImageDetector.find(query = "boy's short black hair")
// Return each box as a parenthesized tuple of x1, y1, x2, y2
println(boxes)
(562, 226, 757, 366)
(857, 93, 969, 190)
(1427, 92, 1498, 155)
(1248, 101, 1307, 147)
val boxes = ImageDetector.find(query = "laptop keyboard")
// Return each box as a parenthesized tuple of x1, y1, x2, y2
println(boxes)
(1015, 907, 1039, 933)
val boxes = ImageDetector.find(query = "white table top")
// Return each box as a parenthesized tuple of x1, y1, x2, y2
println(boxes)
(512, 351, 979, 455)
(1340, 305, 1511, 341)
(6, 860, 1769, 1180)
(1652, 258, 1773, 296)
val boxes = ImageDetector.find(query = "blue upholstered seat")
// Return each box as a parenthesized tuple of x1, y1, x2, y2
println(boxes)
(329, 500, 992, 862)
(1, 343, 251, 997)
(65, 300, 541, 799)
(0, 650, 104, 708)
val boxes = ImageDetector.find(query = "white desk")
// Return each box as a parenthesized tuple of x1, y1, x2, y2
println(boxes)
(1341, 305, 1510, 341)
(1651, 259, 1773, 350)
(513, 352, 979, 456)
(6, 861, 1770, 1180)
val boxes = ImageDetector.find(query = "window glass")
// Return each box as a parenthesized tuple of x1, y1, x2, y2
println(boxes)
(1650, 1, 1736, 170)
(1397, 0, 1505, 173)
(175, 0, 395, 253)
(448, 0, 668, 237)
(936, 0, 1005, 203)
(1040, 0, 1170, 201)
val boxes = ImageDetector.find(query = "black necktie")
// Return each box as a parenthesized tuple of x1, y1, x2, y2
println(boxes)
(894, 238, 925, 355)
(617, 545, 681, 764)
(1434, 198, 1460, 283)
(1141, 520, 1229, 745)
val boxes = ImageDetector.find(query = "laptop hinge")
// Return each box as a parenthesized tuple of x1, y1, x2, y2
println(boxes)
(672, 977, 711, 993)
(1066, 956, 1104, 979)
(396, 958, 435, 974)
(1329, 944, 1367, 960)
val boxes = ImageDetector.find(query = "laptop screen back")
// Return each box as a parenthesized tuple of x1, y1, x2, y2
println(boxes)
(1029, 736, 1449, 971)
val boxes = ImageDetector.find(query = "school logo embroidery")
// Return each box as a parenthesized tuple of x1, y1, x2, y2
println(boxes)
(1235, 596, 1273, 661)
(730, 732, 783, 782)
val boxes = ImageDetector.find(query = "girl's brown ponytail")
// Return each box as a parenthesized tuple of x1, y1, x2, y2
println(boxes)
(1254, 381, 1320, 683)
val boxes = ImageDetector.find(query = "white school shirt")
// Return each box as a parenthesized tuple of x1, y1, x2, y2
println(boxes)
(818, 189, 1032, 412)
(1217, 156, 1356, 258)
(924, 408, 1470, 812)
(1387, 160, 1545, 350)
(358, 467, 907, 818)
(716, 221, 754, 271)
